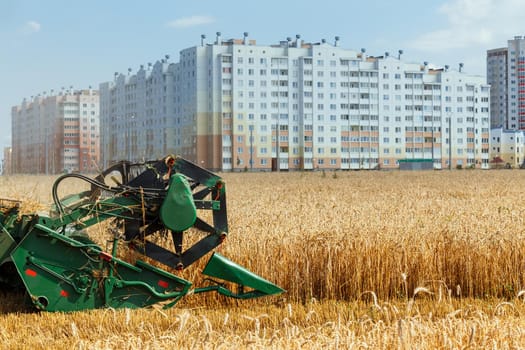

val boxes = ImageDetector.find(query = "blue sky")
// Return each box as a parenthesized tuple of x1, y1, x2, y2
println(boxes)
(1, 0, 523, 153)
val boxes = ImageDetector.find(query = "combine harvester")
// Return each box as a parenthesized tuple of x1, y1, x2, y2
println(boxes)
(0, 156, 283, 311)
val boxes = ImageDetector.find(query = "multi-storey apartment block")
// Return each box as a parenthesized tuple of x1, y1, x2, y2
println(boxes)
(99, 59, 177, 167)
(11, 89, 100, 174)
(490, 128, 525, 168)
(487, 48, 508, 129)
(101, 34, 491, 170)
(487, 36, 525, 130)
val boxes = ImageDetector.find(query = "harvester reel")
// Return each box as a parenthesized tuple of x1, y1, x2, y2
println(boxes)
(0, 156, 283, 311)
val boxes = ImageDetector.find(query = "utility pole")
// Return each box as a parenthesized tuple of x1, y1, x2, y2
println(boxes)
(249, 125, 253, 170)
(448, 113, 452, 170)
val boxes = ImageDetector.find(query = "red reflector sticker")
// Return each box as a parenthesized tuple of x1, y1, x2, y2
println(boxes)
(99, 252, 112, 262)
(25, 269, 37, 277)
(158, 280, 169, 288)
(60, 290, 69, 297)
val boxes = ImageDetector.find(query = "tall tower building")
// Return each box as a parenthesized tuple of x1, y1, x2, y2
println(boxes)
(11, 89, 100, 174)
(101, 34, 491, 170)
(487, 36, 525, 130)
(487, 48, 507, 129)
(507, 37, 525, 130)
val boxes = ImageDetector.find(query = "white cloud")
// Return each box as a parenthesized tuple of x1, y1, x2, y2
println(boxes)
(408, 0, 525, 52)
(25, 20, 41, 33)
(166, 15, 215, 28)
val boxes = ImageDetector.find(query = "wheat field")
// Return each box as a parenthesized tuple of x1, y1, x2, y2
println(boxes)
(1, 169, 525, 349)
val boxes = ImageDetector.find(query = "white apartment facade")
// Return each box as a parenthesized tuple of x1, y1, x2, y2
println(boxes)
(11, 89, 100, 174)
(101, 34, 491, 170)
(490, 128, 525, 168)
(99, 59, 177, 167)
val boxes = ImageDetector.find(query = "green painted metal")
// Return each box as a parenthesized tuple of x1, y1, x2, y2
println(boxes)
(0, 227, 15, 263)
(10, 223, 192, 312)
(160, 174, 197, 232)
(0, 202, 29, 263)
(194, 200, 221, 210)
(201, 253, 285, 298)
(0, 157, 283, 312)
(49, 190, 92, 215)
(47, 195, 139, 230)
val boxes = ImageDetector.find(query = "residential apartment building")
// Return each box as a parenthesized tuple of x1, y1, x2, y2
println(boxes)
(99, 59, 177, 167)
(11, 89, 100, 174)
(490, 128, 525, 168)
(487, 36, 525, 130)
(101, 33, 491, 170)
(487, 47, 507, 129)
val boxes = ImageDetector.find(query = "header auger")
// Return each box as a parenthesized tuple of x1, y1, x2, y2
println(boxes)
(0, 156, 283, 312)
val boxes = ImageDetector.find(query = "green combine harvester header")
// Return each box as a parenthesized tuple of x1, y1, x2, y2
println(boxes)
(0, 156, 283, 312)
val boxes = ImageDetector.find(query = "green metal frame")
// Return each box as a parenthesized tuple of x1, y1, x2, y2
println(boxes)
(10, 223, 191, 311)
(196, 253, 284, 299)
(0, 156, 284, 312)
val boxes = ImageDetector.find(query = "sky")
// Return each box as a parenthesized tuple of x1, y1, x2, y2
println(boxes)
(1, 0, 524, 154)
